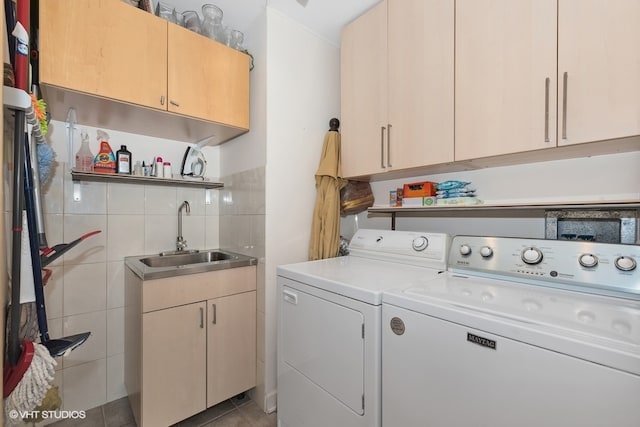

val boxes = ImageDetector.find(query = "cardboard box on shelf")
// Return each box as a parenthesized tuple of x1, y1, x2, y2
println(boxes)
(403, 181, 437, 198)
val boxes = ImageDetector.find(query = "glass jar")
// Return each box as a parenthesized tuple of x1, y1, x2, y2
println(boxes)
(229, 29, 244, 50)
(182, 10, 201, 33)
(201, 4, 224, 42)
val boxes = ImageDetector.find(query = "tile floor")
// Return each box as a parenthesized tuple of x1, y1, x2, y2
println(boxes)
(48, 394, 276, 427)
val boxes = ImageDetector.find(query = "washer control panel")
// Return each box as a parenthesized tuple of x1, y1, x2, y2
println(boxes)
(450, 235, 640, 299)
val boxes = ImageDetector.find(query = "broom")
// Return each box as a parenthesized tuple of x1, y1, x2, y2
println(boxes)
(3, 107, 56, 424)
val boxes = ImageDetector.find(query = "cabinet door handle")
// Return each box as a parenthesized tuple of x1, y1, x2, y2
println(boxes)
(212, 303, 217, 325)
(199, 307, 204, 329)
(380, 126, 386, 169)
(160, 96, 165, 106)
(170, 100, 180, 107)
(544, 77, 550, 143)
(387, 124, 392, 167)
(562, 72, 568, 140)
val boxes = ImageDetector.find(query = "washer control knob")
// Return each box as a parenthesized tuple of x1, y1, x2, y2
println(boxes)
(412, 236, 429, 251)
(522, 247, 543, 265)
(459, 244, 472, 256)
(615, 256, 637, 272)
(578, 254, 599, 268)
(479, 246, 493, 258)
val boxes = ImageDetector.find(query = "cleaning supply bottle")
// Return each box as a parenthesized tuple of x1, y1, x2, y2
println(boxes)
(116, 145, 132, 174)
(74, 129, 94, 172)
(93, 130, 116, 173)
(153, 156, 164, 177)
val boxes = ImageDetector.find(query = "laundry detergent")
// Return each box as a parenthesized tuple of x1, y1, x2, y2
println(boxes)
(93, 130, 116, 173)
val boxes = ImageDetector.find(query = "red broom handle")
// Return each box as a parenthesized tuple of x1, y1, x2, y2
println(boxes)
(15, 0, 30, 90)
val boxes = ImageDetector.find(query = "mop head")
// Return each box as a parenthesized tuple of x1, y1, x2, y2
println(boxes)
(4, 343, 57, 426)
(36, 142, 56, 185)
(30, 94, 57, 185)
(30, 94, 49, 136)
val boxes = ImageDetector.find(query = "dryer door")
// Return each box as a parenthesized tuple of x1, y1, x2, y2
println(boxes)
(281, 284, 365, 414)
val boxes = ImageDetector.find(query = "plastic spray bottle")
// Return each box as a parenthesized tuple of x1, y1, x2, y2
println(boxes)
(93, 130, 116, 173)
(75, 129, 94, 172)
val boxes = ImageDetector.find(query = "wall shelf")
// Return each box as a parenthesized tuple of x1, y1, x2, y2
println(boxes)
(71, 170, 224, 189)
(370, 199, 640, 214)
(368, 200, 640, 229)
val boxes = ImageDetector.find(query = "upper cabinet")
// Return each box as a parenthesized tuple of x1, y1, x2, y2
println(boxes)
(340, 1, 387, 178)
(342, 0, 640, 178)
(341, 0, 454, 179)
(39, 0, 167, 110)
(557, 0, 640, 146)
(455, 0, 640, 160)
(455, 0, 557, 160)
(167, 24, 249, 129)
(38, 0, 250, 144)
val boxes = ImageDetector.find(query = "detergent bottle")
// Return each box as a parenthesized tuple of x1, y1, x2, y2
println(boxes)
(93, 130, 116, 173)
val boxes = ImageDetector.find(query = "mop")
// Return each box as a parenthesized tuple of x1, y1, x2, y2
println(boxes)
(3, 109, 56, 426)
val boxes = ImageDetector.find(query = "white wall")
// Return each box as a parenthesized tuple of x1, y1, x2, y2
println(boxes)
(348, 151, 640, 238)
(264, 8, 341, 412)
(219, 5, 267, 176)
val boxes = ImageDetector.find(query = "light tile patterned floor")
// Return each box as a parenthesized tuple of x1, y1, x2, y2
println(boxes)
(48, 394, 276, 427)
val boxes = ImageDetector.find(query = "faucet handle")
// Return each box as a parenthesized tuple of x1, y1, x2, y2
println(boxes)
(176, 237, 188, 251)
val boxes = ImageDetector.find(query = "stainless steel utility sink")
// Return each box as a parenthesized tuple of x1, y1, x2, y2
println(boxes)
(126, 249, 257, 280)
(140, 251, 233, 268)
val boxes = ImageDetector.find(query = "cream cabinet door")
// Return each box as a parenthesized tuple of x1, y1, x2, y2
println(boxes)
(387, 0, 454, 169)
(168, 25, 250, 129)
(207, 291, 257, 408)
(455, 0, 557, 160)
(142, 302, 207, 426)
(558, 0, 640, 146)
(341, 1, 388, 178)
(39, 0, 167, 110)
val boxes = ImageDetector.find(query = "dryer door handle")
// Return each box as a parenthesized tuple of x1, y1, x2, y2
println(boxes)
(283, 289, 298, 305)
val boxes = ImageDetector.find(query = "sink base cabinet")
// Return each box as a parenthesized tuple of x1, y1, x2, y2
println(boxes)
(207, 292, 257, 407)
(125, 266, 257, 427)
(142, 302, 207, 426)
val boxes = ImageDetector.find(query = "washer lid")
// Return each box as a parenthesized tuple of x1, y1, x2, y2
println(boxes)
(277, 256, 444, 305)
(383, 273, 640, 375)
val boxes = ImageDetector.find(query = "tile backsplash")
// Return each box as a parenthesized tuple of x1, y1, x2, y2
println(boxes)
(8, 159, 221, 412)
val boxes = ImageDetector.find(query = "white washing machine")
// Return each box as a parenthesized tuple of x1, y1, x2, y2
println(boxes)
(276, 229, 450, 427)
(383, 235, 640, 427)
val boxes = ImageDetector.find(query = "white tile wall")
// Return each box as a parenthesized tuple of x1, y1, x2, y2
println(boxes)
(220, 167, 266, 409)
(106, 261, 126, 309)
(62, 215, 107, 264)
(44, 265, 64, 320)
(62, 263, 107, 316)
(106, 307, 124, 357)
(3, 120, 224, 413)
(107, 215, 145, 261)
(41, 173, 224, 410)
(107, 183, 145, 215)
(106, 354, 127, 401)
(62, 359, 107, 411)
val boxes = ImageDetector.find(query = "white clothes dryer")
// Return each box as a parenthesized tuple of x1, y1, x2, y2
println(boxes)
(277, 229, 450, 427)
(383, 235, 640, 427)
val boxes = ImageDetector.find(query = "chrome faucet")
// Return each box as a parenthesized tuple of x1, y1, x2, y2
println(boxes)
(177, 201, 191, 251)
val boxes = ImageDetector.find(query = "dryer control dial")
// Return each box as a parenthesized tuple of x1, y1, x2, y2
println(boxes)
(522, 247, 543, 265)
(412, 236, 429, 251)
(459, 244, 472, 256)
(479, 246, 493, 258)
(578, 254, 599, 268)
(615, 256, 637, 272)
